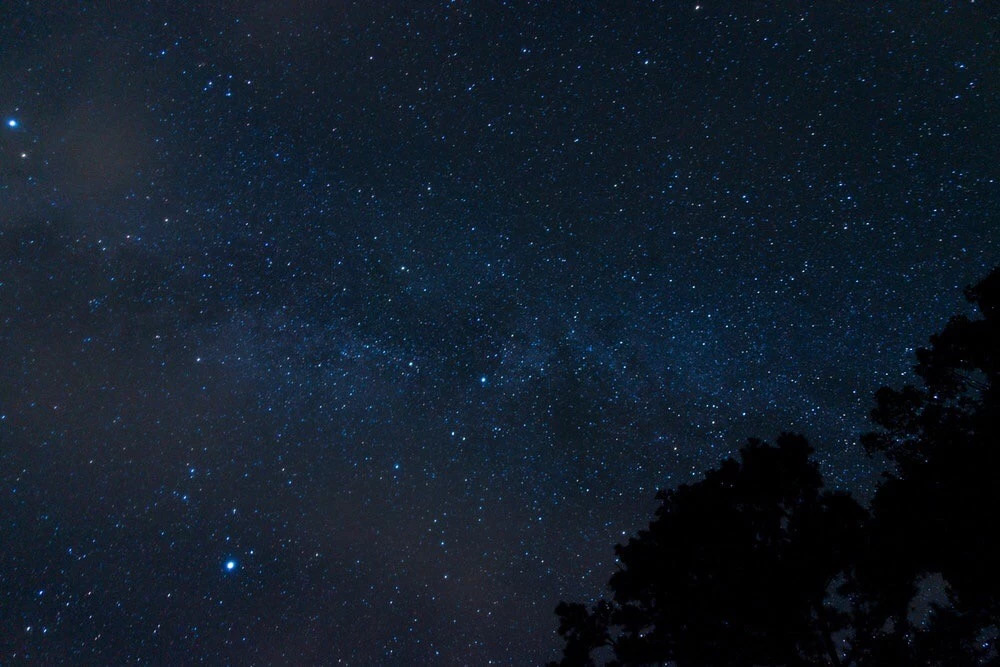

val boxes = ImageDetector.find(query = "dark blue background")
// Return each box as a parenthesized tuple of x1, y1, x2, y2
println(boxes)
(1, 2, 996, 662)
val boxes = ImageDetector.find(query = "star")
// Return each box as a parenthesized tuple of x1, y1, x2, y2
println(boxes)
(6, 119, 17, 128)
(225, 560, 237, 571)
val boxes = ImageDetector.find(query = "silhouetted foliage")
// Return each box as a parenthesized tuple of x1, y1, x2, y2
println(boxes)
(853, 266, 1000, 664)
(551, 434, 865, 666)
(552, 266, 1000, 666)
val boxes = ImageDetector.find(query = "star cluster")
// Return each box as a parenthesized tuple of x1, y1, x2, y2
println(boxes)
(1, 2, 997, 663)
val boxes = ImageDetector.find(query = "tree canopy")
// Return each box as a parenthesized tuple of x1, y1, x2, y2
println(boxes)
(551, 266, 1000, 666)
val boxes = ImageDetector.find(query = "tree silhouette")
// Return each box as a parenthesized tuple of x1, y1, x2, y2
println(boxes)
(551, 434, 865, 666)
(551, 266, 1000, 666)
(853, 266, 1000, 664)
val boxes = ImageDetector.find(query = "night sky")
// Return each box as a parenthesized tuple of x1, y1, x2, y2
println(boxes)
(1, 2, 997, 663)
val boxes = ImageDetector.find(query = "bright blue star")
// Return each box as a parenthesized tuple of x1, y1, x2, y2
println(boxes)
(6, 119, 18, 129)
(225, 560, 237, 571)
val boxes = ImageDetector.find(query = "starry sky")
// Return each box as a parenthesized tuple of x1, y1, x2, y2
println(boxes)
(1, 2, 997, 663)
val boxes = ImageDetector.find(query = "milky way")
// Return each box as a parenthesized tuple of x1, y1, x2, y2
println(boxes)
(1, 3, 997, 663)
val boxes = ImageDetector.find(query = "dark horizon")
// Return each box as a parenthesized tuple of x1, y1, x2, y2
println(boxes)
(1, 2, 996, 663)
